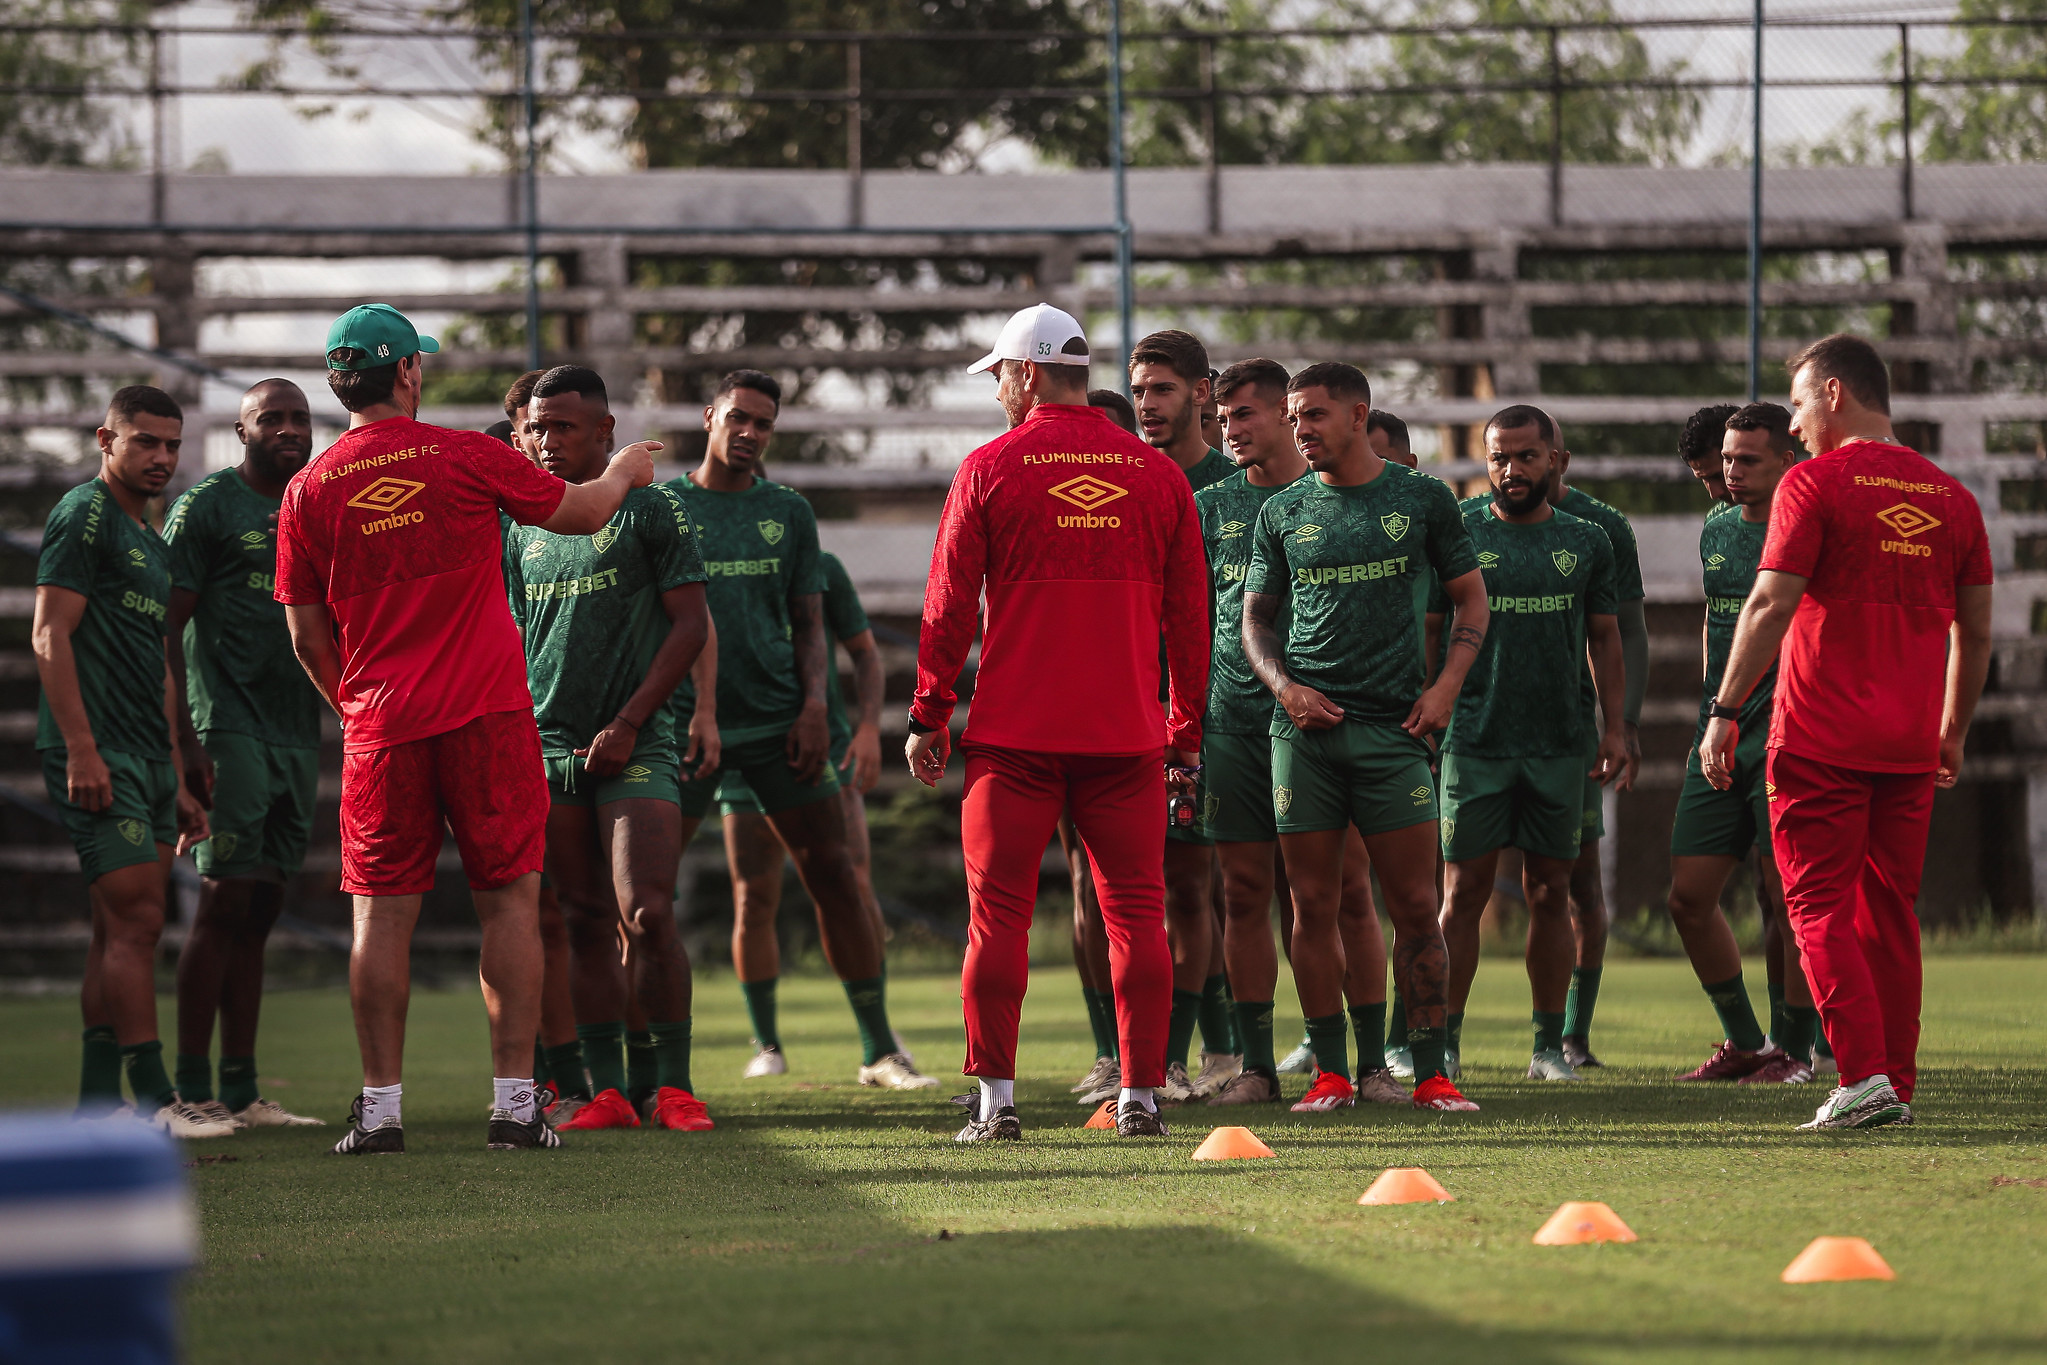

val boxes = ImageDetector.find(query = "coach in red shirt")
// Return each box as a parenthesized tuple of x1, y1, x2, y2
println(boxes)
(1703, 334, 1992, 1132)
(277, 304, 657, 1154)
(907, 305, 1211, 1141)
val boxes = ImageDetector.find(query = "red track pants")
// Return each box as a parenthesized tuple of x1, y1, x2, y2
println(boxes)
(1767, 748, 1934, 1102)
(959, 744, 1171, 1087)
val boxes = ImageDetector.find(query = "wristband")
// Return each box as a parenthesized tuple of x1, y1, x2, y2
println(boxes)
(613, 713, 641, 731)
(906, 714, 937, 736)
(1706, 701, 1741, 721)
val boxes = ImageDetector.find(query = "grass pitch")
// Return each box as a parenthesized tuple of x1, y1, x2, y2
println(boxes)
(4, 958, 2046, 1364)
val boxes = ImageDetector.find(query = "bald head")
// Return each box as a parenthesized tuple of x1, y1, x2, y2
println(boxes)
(236, 377, 313, 492)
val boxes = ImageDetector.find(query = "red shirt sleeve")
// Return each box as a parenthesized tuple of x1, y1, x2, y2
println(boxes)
(462, 432, 566, 525)
(273, 480, 326, 605)
(910, 457, 988, 732)
(1160, 478, 1210, 754)
(1760, 460, 1825, 578)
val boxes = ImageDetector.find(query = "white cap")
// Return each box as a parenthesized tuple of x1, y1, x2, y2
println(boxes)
(966, 303, 1091, 375)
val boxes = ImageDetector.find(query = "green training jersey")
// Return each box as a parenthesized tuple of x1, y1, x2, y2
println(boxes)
(504, 482, 706, 758)
(163, 468, 323, 749)
(1184, 447, 1234, 493)
(1435, 503, 1618, 758)
(819, 550, 869, 751)
(35, 478, 172, 757)
(664, 474, 825, 743)
(1245, 460, 1478, 729)
(1195, 468, 1305, 735)
(1698, 509, 1775, 738)
(1706, 497, 1741, 521)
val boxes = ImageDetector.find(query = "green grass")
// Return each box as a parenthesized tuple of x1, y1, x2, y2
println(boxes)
(5, 959, 2046, 1363)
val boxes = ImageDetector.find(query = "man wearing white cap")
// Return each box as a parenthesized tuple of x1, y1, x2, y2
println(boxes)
(908, 304, 1211, 1141)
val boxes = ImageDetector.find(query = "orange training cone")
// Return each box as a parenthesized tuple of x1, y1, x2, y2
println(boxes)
(1532, 1201, 1637, 1245)
(1191, 1126, 1276, 1160)
(1781, 1237, 1896, 1283)
(1082, 1100, 1116, 1130)
(1358, 1167, 1453, 1205)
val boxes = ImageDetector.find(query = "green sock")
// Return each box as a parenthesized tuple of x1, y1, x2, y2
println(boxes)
(1235, 1001, 1276, 1073)
(121, 1040, 175, 1111)
(1447, 1010, 1466, 1059)
(1563, 967, 1601, 1040)
(1197, 974, 1236, 1056)
(1815, 1024, 1835, 1061)
(1349, 1002, 1387, 1076)
(544, 1041, 590, 1100)
(531, 1040, 549, 1088)
(79, 1027, 123, 1109)
(650, 1020, 692, 1095)
(626, 1030, 657, 1104)
(1304, 1013, 1349, 1081)
(1702, 972, 1767, 1052)
(1780, 1005, 1820, 1065)
(1082, 986, 1119, 1060)
(842, 976, 895, 1067)
(1409, 1025, 1448, 1083)
(1387, 991, 1409, 1048)
(742, 977, 782, 1052)
(1766, 981, 1789, 1047)
(577, 1021, 627, 1096)
(174, 1053, 214, 1103)
(1166, 990, 1203, 1069)
(217, 1055, 259, 1113)
(1533, 1009, 1566, 1055)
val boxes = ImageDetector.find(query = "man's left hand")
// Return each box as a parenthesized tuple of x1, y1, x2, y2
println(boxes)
(1698, 716, 1738, 792)
(787, 702, 829, 783)
(906, 727, 950, 787)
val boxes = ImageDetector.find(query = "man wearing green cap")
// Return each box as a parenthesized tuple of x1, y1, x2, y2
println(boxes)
(276, 303, 659, 1155)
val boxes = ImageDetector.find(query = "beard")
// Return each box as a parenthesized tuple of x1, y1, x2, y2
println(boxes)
(1492, 479, 1545, 516)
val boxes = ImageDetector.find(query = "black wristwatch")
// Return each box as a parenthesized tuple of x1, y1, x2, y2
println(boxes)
(1706, 700, 1742, 721)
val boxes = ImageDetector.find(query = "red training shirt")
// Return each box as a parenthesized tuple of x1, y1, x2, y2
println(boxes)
(276, 416, 566, 753)
(1760, 438, 1992, 773)
(912, 402, 1211, 756)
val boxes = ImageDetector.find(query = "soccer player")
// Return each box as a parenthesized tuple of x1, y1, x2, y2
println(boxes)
(501, 365, 715, 1133)
(1243, 361, 1487, 1113)
(1704, 334, 1993, 1131)
(1435, 406, 1628, 1082)
(164, 378, 325, 1130)
(1366, 409, 1417, 469)
(279, 304, 657, 1155)
(719, 550, 890, 1078)
(1129, 329, 1240, 1100)
(1680, 404, 1739, 505)
(36, 386, 220, 1137)
(667, 370, 932, 1090)
(1668, 402, 1815, 1084)
(910, 303, 1208, 1141)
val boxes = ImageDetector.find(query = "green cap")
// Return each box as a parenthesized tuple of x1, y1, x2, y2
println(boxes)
(324, 303, 441, 371)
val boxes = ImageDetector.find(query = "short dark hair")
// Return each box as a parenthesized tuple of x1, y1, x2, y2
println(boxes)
(1214, 358, 1289, 406)
(532, 364, 607, 408)
(328, 359, 399, 414)
(1724, 401, 1797, 455)
(715, 369, 781, 410)
(1366, 408, 1410, 452)
(1787, 333, 1890, 415)
(1679, 404, 1740, 466)
(1087, 388, 1138, 433)
(484, 418, 516, 447)
(1129, 329, 1210, 385)
(503, 368, 546, 419)
(105, 384, 182, 428)
(1485, 403, 1554, 446)
(1287, 361, 1371, 408)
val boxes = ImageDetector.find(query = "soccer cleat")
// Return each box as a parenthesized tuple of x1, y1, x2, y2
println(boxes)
(1206, 1068, 1281, 1106)
(1290, 1070, 1356, 1113)
(858, 1052, 941, 1090)
(1527, 1049, 1581, 1081)
(330, 1095, 404, 1155)
(233, 1098, 324, 1127)
(1353, 1068, 1410, 1105)
(1383, 1045, 1414, 1079)
(1796, 1078, 1909, 1132)
(1114, 1102, 1170, 1137)
(1678, 1039, 1781, 1082)
(742, 1046, 788, 1079)
(1275, 1041, 1317, 1076)
(954, 1105, 1023, 1143)
(1077, 1073, 1121, 1106)
(1561, 1037, 1604, 1069)
(1156, 1061, 1198, 1105)
(487, 1108, 562, 1150)
(1191, 1051, 1243, 1099)
(152, 1099, 237, 1140)
(76, 1103, 137, 1124)
(1739, 1053, 1815, 1086)
(535, 1079, 560, 1111)
(554, 1087, 640, 1131)
(650, 1087, 715, 1131)
(1070, 1055, 1119, 1095)
(1412, 1075, 1479, 1111)
(190, 1099, 243, 1129)
(893, 1030, 916, 1068)
(544, 1094, 588, 1127)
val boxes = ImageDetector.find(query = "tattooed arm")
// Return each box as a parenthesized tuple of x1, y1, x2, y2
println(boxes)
(1403, 567, 1488, 738)
(1244, 588, 1343, 730)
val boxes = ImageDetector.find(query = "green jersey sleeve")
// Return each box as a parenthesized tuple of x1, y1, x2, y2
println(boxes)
(161, 488, 207, 594)
(820, 551, 869, 642)
(1584, 526, 1619, 617)
(1423, 478, 1481, 583)
(1242, 494, 1291, 599)
(786, 498, 824, 598)
(644, 483, 708, 594)
(36, 491, 97, 597)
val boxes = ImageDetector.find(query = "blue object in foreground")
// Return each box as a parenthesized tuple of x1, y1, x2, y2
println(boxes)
(0, 1113, 197, 1365)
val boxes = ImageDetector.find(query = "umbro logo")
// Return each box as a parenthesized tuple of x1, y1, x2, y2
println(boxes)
(240, 530, 267, 548)
(1292, 523, 1322, 541)
(1409, 785, 1431, 805)
(1876, 502, 1940, 539)
(1219, 519, 1247, 538)
(1478, 551, 1500, 567)
(623, 764, 652, 781)
(524, 540, 546, 559)
(127, 548, 147, 564)
(1706, 553, 1725, 567)
(1047, 475, 1127, 513)
(346, 477, 425, 514)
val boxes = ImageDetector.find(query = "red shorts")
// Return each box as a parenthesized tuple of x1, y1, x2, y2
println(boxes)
(339, 708, 548, 897)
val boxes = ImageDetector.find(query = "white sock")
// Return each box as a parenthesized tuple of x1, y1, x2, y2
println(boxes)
(361, 1083, 401, 1128)
(494, 1077, 537, 1123)
(1120, 1086, 1156, 1113)
(979, 1078, 1014, 1116)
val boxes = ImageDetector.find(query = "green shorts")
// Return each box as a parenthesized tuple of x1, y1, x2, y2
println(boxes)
(1670, 725, 1773, 859)
(719, 735, 849, 818)
(682, 726, 839, 820)
(1269, 719, 1436, 837)
(544, 738, 681, 808)
(1203, 731, 1279, 843)
(1439, 752, 1585, 863)
(41, 747, 174, 884)
(196, 731, 318, 878)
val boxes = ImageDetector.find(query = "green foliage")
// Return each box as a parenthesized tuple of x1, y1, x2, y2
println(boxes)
(1914, 0, 2047, 164)
(0, 0, 156, 169)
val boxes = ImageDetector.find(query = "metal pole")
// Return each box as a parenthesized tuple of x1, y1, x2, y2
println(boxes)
(149, 27, 165, 226)
(521, 0, 542, 371)
(1746, 0, 1763, 401)
(1899, 23, 1915, 221)
(846, 40, 864, 228)
(1109, 0, 1134, 388)
(1547, 26, 1563, 227)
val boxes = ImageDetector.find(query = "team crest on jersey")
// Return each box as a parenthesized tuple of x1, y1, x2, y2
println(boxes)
(127, 548, 147, 565)
(591, 525, 619, 554)
(1477, 550, 1500, 567)
(1291, 524, 1322, 542)
(212, 832, 239, 861)
(1706, 553, 1725, 567)
(1381, 511, 1411, 541)
(758, 519, 785, 545)
(1875, 502, 1940, 539)
(117, 818, 147, 846)
(1272, 786, 1292, 817)
(1441, 817, 1455, 844)
(1552, 548, 1579, 576)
